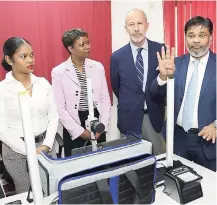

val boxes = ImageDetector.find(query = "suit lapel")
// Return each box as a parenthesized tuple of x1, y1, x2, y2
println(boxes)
(65, 57, 79, 86)
(199, 52, 216, 99)
(179, 54, 190, 97)
(146, 39, 153, 87)
(84, 58, 93, 78)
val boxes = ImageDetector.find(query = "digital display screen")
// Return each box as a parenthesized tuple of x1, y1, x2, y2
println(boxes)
(177, 171, 199, 182)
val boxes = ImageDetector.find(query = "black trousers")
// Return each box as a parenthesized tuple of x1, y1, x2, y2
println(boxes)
(63, 108, 106, 157)
(174, 125, 216, 171)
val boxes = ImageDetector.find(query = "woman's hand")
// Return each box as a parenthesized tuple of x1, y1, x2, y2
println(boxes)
(80, 129, 91, 140)
(36, 145, 50, 154)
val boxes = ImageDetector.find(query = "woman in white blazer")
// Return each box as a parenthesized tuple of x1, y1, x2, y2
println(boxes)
(0, 37, 59, 194)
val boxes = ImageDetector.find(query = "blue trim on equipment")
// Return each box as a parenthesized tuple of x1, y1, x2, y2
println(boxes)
(43, 133, 142, 161)
(109, 176, 119, 204)
(58, 154, 155, 204)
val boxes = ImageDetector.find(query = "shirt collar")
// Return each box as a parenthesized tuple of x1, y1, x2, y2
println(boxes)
(130, 38, 148, 54)
(189, 50, 210, 65)
(66, 56, 92, 70)
(5, 71, 39, 84)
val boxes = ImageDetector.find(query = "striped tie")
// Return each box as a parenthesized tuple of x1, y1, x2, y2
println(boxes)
(182, 60, 200, 131)
(135, 48, 144, 89)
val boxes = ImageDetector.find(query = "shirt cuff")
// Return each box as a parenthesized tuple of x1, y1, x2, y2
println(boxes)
(157, 74, 167, 86)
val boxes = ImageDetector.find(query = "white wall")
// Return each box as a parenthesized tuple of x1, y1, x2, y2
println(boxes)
(107, 0, 164, 140)
(111, 0, 164, 52)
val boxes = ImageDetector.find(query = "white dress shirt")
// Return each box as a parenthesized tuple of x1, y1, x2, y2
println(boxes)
(0, 72, 59, 155)
(157, 51, 209, 128)
(130, 40, 148, 109)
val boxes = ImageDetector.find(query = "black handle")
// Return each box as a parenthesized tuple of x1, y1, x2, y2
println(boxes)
(96, 179, 113, 204)
(125, 170, 145, 203)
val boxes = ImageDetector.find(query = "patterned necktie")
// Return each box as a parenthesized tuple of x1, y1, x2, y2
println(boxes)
(182, 60, 200, 131)
(135, 48, 144, 89)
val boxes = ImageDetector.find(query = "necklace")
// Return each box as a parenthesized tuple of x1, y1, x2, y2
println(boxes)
(25, 82, 32, 90)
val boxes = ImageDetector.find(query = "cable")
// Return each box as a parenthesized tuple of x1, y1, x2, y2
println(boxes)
(156, 157, 166, 162)
(50, 196, 59, 204)
(83, 140, 90, 152)
(0, 180, 6, 198)
(83, 131, 101, 152)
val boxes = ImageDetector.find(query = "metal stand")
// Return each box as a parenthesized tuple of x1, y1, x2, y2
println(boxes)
(18, 91, 43, 204)
(163, 77, 203, 204)
(166, 77, 175, 167)
(86, 77, 105, 152)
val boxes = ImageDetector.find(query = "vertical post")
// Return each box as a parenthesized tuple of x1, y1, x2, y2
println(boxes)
(18, 91, 43, 204)
(165, 5, 177, 168)
(86, 77, 97, 151)
(166, 78, 175, 167)
(175, 5, 178, 56)
(86, 77, 94, 120)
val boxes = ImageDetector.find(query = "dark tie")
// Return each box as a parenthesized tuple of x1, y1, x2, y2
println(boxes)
(135, 48, 144, 89)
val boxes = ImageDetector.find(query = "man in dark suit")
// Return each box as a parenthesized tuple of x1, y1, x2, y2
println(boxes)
(110, 8, 166, 155)
(151, 16, 216, 171)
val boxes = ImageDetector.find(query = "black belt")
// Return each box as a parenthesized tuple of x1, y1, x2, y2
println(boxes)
(21, 131, 46, 143)
(177, 125, 199, 134)
(186, 128, 199, 134)
(142, 109, 148, 114)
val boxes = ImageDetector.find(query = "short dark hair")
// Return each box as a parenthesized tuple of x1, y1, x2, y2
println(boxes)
(62, 28, 88, 54)
(1, 37, 31, 72)
(184, 16, 213, 35)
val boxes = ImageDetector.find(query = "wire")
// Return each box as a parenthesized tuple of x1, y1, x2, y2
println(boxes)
(0, 180, 6, 198)
(156, 157, 166, 162)
(50, 196, 59, 204)
(83, 132, 99, 152)
(83, 140, 90, 152)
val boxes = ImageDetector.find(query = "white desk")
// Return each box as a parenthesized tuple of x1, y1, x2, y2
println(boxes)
(155, 154, 216, 204)
(0, 154, 216, 204)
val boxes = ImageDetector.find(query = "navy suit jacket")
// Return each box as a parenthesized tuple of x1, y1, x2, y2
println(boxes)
(151, 51, 216, 160)
(110, 39, 165, 135)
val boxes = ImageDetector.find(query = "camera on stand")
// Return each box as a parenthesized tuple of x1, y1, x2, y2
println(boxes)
(90, 119, 105, 134)
(85, 117, 105, 141)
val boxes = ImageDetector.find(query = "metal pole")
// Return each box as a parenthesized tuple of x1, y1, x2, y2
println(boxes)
(18, 91, 43, 204)
(166, 78, 175, 167)
(166, 4, 177, 168)
(86, 77, 97, 151)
